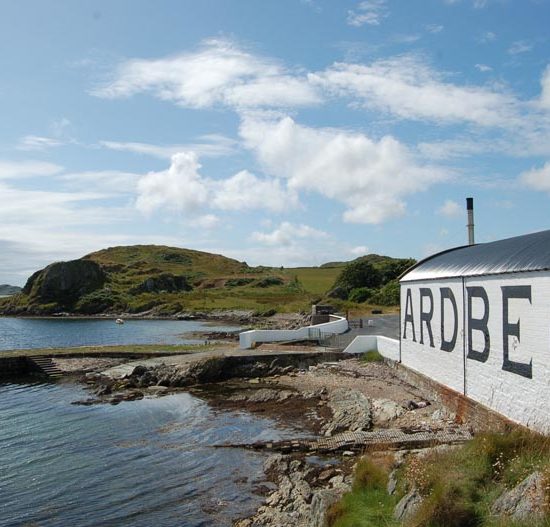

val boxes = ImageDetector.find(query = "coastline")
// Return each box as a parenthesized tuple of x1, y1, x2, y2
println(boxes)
(22, 346, 471, 526)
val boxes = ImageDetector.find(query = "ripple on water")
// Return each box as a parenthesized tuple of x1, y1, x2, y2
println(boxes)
(0, 381, 302, 527)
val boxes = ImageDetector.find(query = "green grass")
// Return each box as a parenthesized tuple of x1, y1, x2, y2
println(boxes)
(0, 343, 219, 359)
(360, 350, 385, 363)
(328, 431, 550, 527)
(327, 456, 399, 527)
(284, 267, 342, 295)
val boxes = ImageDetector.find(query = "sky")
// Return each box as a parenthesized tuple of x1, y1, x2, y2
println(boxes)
(1, 0, 550, 285)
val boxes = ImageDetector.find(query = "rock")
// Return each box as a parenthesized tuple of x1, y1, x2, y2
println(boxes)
(130, 273, 192, 294)
(394, 489, 423, 521)
(229, 389, 295, 404)
(322, 388, 372, 436)
(309, 489, 345, 527)
(131, 365, 148, 376)
(491, 471, 546, 520)
(146, 385, 168, 394)
(22, 259, 106, 309)
(264, 454, 286, 475)
(372, 398, 406, 424)
(387, 469, 398, 495)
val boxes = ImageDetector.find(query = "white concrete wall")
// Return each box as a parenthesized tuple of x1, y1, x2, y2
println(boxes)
(239, 315, 349, 349)
(343, 335, 400, 361)
(399, 271, 550, 434)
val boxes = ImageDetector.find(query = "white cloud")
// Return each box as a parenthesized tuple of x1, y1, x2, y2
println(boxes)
(519, 162, 550, 193)
(426, 24, 444, 34)
(350, 245, 369, 256)
(310, 54, 520, 127)
(347, 0, 389, 27)
(100, 135, 238, 159)
(0, 160, 63, 179)
(475, 63, 493, 72)
(251, 222, 328, 246)
(437, 199, 462, 217)
(211, 170, 298, 212)
(478, 31, 497, 43)
(136, 152, 208, 214)
(17, 135, 64, 151)
(135, 152, 298, 217)
(93, 38, 321, 110)
(190, 214, 220, 230)
(508, 40, 533, 55)
(240, 115, 446, 224)
(59, 170, 142, 193)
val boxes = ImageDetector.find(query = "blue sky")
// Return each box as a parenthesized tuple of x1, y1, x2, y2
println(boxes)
(1, 0, 550, 285)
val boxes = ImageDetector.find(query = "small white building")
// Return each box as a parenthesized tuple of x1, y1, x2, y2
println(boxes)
(399, 229, 550, 434)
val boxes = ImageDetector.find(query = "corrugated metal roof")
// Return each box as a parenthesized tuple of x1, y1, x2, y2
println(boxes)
(401, 229, 550, 282)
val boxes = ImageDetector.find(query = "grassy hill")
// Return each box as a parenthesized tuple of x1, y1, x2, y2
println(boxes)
(0, 245, 410, 316)
(0, 284, 21, 296)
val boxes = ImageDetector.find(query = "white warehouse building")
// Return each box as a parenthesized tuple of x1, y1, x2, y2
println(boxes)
(399, 229, 550, 434)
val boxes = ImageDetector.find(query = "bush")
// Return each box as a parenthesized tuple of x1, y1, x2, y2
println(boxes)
(254, 276, 284, 288)
(334, 261, 382, 295)
(75, 289, 121, 314)
(349, 287, 375, 303)
(368, 281, 400, 306)
(225, 278, 254, 287)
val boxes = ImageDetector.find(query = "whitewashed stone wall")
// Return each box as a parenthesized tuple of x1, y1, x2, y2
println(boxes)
(400, 271, 550, 434)
(239, 315, 349, 349)
(343, 335, 400, 361)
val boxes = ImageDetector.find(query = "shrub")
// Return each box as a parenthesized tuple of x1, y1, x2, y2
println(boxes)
(369, 281, 400, 306)
(349, 287, 375, 303)
(334, 261, 382, 294)
(254, 276, 284, 288)
(225, 278, 254, 287)
(75, 289, 121, 314)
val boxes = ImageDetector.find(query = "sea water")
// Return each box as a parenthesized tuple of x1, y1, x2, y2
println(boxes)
(0, 318, 238, 351)
(0, 381, 298, 527)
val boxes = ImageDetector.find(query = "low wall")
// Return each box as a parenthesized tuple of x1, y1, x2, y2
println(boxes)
(0, 357, 32, 378)
(239, 315, 349, 349)
(343, 335, 400, 362)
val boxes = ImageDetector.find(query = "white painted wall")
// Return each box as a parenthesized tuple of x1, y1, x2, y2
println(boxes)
(239, 315, 349, 349)
(400, 278, 465, 393)
(343, 335, 400, 361)
(400, 271, 550, 434)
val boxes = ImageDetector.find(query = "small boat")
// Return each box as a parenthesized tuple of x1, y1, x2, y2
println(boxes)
(115, 318, 124, 325)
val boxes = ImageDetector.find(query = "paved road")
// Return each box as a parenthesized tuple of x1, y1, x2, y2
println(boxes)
(350, 314, 400, 340)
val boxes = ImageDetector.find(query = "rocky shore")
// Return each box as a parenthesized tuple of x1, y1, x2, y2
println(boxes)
(47, 348, 477, 526)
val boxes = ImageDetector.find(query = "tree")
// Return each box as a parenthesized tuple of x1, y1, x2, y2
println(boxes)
(334, 260, 382, 294)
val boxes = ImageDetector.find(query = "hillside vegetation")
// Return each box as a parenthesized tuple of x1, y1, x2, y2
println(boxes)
(0, 245, 413, 316)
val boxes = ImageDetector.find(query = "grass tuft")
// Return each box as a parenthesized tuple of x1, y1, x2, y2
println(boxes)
(360, 350, 384, 363)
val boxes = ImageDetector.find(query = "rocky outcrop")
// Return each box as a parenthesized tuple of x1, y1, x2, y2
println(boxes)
(394, 489, 423, 521)
(235, 454, 351, 527)
(491, 471, 547, 521)
(322, 388, 372, 436)
(130, 273, 192, 294)
(22, 259, 106, 308)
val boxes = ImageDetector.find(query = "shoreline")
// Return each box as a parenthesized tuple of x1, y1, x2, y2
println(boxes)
(5, 346, 540, 526)
(28, 348, 472, 526)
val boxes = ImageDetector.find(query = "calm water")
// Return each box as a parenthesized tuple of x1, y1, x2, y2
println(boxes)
(0, 381, 301, 527)
(0, 318, 239, 351)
